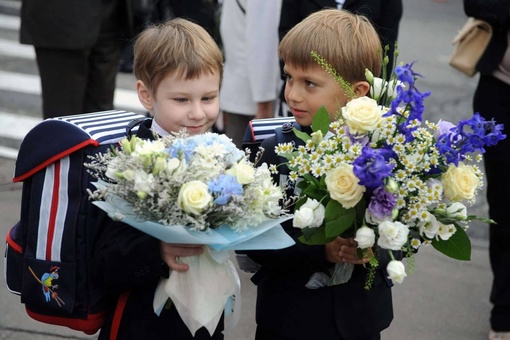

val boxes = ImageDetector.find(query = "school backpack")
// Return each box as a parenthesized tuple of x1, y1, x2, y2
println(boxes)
(241, 116, 297, 163)
(4, 110, 147, 335)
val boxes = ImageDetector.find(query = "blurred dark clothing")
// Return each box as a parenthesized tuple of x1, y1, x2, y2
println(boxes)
(20, 0, 134, 119)
(465, 0, 510, 333)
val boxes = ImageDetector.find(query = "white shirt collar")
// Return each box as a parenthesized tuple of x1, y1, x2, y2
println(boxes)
(151, 119, 170, 137)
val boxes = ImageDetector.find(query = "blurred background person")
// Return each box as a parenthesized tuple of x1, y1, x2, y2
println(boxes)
(463, 1, 510, 339)
(20, 0, 134, 119)
(219, 0, 283, 147)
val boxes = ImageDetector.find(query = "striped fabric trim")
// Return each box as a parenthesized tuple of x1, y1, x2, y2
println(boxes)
(51, 110, 146, 145)
(250, 117, 295, 141)
(36, 157, 70, 262)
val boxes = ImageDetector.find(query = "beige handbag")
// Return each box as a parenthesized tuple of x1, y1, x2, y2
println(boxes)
(449, 18, 493, 77)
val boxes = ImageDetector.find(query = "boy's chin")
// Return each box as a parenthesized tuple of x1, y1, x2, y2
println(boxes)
(293, 116, 312, 127)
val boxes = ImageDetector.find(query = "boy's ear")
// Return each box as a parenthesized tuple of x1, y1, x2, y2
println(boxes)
(352, 81, 370, 98)
(136, 80, 154, 110)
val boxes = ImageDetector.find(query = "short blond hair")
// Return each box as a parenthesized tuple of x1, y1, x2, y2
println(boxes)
(134, 18, 223, 94)
(279, 9, 381, 84)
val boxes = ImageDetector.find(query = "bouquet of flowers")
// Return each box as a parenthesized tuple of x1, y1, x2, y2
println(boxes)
(86, 131, 293, 335)
(275, 55, 506, 289)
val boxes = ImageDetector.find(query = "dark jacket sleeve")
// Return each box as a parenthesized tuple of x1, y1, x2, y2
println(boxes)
(92, 210, 167, 293)
(243, 135, 332, 274)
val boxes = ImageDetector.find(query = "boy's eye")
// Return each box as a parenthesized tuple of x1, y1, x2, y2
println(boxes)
(202, 95, 216, 102)
(284, 73, 292, 82)
(174, 98, 188, 103)
(305, 80, 316, 88)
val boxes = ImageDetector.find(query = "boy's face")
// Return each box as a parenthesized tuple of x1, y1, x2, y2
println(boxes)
(283, 63, 350, 127)
(137, 71, 220, 135)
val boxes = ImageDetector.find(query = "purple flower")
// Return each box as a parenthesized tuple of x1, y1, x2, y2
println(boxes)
(434, 120, 456, 140)
(368, 186, 397, 220)
(353, 146, 395, 190)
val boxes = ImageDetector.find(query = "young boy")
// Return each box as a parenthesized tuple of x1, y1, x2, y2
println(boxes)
(244, 9, 393, 340)
(92, 18, 224, 339)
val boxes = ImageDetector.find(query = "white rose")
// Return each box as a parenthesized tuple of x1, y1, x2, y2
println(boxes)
(325, 164, 365, 209)
(377, 220, 409, 250)
(386, 260, 407, 284)
(354, 226, 376, 248)
(441, 162, 480, 201)
(177, 180, 213, 215)
(226, 160, 255, 185)
(446, 202, 468, 220)
(293, 198, 325, 229)
(293, 207, 315, 229)
(342, 96, 383, 134)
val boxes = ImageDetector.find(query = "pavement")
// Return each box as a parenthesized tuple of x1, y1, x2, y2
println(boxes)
(0, 0, 499, 339)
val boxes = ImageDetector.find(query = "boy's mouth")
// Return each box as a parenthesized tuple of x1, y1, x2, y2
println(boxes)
(290, 107, 307, 118)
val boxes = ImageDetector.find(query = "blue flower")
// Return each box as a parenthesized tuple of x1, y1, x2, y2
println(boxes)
(353, 146, 395, 190)
(436, 113, 507, 165)
(208, 174, 243, 205)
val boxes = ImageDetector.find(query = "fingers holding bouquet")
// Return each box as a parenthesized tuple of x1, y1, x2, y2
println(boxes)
(325, 237, 369, 265)
(160, 243, 204, 272)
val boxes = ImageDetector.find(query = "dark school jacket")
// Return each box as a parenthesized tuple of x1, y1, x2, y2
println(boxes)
(92, 119, 224, 340)
(244, 127, 394, 340)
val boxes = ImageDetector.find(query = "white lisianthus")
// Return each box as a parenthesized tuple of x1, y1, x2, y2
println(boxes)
(325, 164, 365, 208)
(153, 155, 167, 175)
(377, 221, 409, 250)
(165, 158, 181, 175)
(369, 77, 401, 101)
(227, 160, 255, 184)
(342, 96, 383, 134)
(105, 160, 120, 180)
(293, 198, 325, 229)
(446, 202, 468, 220)
(418, 211, 440, 239)
(437, 223, 457, 241)
(354, 226, 376, 248)
(177, 180, 213, 216)
(133, 171, 155, 198)
(310, 130, 324, 146)
(386, 260, 407, 284)
(441, 162, 480, 201)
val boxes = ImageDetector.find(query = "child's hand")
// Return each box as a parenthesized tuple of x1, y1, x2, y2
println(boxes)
(160, 242, 204, 272)
(324, 237, 368, 265)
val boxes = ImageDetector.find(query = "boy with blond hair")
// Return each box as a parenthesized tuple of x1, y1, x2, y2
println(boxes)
(245, 9, 393, 340)
(92, 18, 225, 339)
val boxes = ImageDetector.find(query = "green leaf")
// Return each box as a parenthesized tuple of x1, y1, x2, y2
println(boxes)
(323, 199, 355, 238)
(293, 128, 311, 143)
(431, 224, 471, 261)
(311, 106, 331, 136)
(325, 214, 355, 238)
(299, 227, 336, 245)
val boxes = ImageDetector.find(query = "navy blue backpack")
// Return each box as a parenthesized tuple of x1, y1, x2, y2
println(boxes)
(4, 110, 146, 334)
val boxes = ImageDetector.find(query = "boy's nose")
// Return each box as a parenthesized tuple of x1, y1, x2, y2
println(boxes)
(188, 103, 206, 120)
(285, 84, 301, 103)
